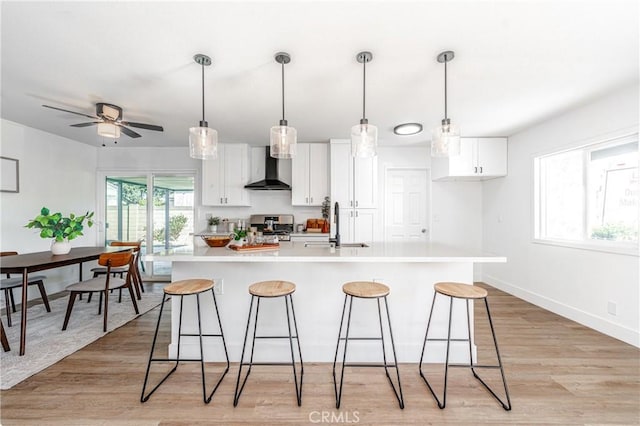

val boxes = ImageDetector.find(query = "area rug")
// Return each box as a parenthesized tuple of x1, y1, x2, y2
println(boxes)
(0, 291, 163, 389)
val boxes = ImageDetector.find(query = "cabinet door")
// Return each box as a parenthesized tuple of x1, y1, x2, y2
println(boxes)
(202, 147, 225, 206)
(291, 144, 310, 205)
(308, 143, 328, 206)
(337, 209, 354, 243)
(353, 155, 377, 208)
(353, 209, 378, 242)
(477, 137, 507, 176)
(448, 138, 476, 176)
(222, 144, 250, 206)
(330, 142, 353, 208)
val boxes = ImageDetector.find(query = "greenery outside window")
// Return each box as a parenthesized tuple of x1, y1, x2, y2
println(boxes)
(534, 133, 639, 255)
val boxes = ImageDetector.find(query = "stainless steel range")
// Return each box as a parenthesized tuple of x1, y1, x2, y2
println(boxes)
(249, 214, 294, 241)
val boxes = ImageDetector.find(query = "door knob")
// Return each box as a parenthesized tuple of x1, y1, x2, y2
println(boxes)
(421, 228, 427, 233)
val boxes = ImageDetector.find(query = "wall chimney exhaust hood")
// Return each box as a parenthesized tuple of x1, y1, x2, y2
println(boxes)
(244, 147, 291, 190)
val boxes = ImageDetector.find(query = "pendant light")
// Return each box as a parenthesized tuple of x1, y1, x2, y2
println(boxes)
(351, 51, 377, 158)
(189, 53, 218, 160)
(431, 50, 461, 157)
(270, 52, 297, 159)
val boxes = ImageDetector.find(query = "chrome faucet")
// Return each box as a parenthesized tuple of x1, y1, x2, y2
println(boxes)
(329, 201, 340, 247)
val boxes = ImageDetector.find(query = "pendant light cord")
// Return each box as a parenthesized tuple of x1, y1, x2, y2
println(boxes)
(281, 61, 286, 122)
(444, 58, 448, 121)
(201, 61, 206, 123)
(362, 58, 367, 120)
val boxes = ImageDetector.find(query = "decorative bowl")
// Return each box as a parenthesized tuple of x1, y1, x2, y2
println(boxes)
(201, 235, 232, 247)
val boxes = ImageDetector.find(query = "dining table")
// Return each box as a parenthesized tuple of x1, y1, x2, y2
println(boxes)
(0, 246, 128, 355)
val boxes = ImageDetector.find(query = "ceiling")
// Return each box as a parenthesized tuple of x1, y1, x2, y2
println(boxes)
(1, 1, 638, 149)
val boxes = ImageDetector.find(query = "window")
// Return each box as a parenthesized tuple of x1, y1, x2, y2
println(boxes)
(534, 133, 639, 254)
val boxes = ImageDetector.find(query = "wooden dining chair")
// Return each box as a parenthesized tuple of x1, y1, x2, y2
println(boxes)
(62, 251, 140, 332)
(0, 251, 51, 327)
(89, 241, 144, 300)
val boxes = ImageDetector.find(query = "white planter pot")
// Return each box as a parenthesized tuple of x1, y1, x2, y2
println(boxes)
(51, 239, 71, 255)
(208, 225, 218, 233)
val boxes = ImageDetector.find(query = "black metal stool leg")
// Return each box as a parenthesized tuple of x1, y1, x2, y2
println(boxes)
(419, 293, 453, 409)
(332, 294, 348, 407)
(335, 295, 354, 409)
(382, 296, 404, 409)
(469, 298, 512, 411)
(285, 294, 302, 406)
(205, 288, 229, 402)
(141, 294, 178, 402)
(234, 295, 257, 406)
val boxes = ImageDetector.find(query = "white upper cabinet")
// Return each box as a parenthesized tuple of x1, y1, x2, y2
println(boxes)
(330, 140, 378, 209)
(202, 143, 250, 206)
(431, 137, 508, 181)
(291, 143, 328, 206)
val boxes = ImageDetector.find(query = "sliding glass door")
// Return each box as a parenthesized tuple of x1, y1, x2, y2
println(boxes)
(101, 173, 195, 278)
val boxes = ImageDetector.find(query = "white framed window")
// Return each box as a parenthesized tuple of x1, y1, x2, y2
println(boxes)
(534, 133, 639, 255)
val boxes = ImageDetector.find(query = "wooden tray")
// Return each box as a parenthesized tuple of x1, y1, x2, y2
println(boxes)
(229, 243, 280, 252)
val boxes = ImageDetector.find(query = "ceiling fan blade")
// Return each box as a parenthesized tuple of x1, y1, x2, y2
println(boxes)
(70, 122, 100, 128)
(117, 125, 141, 138)
(119, 121, 164, 132)
(42, 104, 98, 119)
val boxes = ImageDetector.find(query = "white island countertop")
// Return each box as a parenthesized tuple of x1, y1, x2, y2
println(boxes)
(145, 241, 506, 263)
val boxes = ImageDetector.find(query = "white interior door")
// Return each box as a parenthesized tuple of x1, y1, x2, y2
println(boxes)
(384, 168, 429, 241)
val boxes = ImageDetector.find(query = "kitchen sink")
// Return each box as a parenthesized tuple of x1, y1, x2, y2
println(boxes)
(338, 243, 369, 248)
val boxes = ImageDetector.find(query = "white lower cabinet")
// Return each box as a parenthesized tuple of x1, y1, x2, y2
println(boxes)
(202, 143, 250, 206)
(337, 208, 378, 243)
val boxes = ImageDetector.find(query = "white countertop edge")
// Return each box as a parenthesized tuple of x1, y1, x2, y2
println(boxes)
(144, 254, 506, 263)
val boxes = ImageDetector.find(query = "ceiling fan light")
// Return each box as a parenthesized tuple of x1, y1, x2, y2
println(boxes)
(97, 122, 120, 138)
(351, 122, 378, 158)
(189, 126, 218, 160)
(270, 123, 297, 159)
(431, 120, 460, 157)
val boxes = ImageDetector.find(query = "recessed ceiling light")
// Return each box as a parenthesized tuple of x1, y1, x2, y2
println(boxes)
(393, 122, 423, 135)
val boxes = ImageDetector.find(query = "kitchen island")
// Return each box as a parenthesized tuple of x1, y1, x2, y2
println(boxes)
(145, 241, 505, 363)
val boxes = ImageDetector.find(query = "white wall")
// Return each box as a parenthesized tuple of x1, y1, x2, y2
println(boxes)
(0, 119, 99, 297)
(482, 83, 640, 347)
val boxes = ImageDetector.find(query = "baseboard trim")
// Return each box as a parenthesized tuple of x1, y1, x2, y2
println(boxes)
(483, 274, 639, 348)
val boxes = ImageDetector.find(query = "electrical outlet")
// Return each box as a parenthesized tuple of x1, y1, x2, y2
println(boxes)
(214, 278, 224, 295)
(607, 301, 617, 316)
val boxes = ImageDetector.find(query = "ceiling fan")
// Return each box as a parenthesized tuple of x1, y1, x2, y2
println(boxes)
(42, 102, 163, 138)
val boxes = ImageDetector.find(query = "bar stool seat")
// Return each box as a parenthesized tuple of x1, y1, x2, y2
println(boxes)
(141, 278, 229, 404)
(419, 282, 511, 411)
(333, 281, 404, 409)
(434, 282, 488, 299)
(234, 280, 303, 406)
(165, 279, 214, 295)
(342, 281, 390, 298)
(249, 280, 295, 297)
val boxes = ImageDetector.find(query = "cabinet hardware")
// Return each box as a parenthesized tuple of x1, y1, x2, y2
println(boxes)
(356, 211, 359, 217)
(224, 197, 228, 204)
(350, 211, 353, 217)
(474, 166, 478, 173)
(350, 200, 353, 207)
(355, 200, 358, 207)
(220, 197, 223, 204)
(479, 166, 483, 174)
(310, 197, 313, 203)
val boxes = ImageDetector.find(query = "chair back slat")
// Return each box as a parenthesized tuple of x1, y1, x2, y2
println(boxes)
(0, 252, 18, 257)
(110, 241, 141, 252)
(98, 252, 132, 268)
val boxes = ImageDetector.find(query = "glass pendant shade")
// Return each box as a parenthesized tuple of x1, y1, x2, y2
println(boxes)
(270, 122, 297, 159)
(189, 124, 218, 160)
(97, 122, 120, 138)
(351, 121, 378, 158)
(431, 119, 460, 157)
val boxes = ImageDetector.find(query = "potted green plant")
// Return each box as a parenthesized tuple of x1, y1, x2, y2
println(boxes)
(207, 216, 221, 233)
(25, 207, 94, 255)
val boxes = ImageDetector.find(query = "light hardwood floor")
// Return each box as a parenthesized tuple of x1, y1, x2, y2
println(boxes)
(1, 283, 638, 425)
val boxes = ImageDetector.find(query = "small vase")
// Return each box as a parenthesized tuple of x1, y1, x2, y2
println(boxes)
(51, 239, 71, 255)
(208, 225, 218, 233)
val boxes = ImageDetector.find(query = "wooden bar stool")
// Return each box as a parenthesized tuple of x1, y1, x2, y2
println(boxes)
(141, 279, 229, 404)
(333, 281, 404, 409)
(419, 282, 511, 410)
(233, 280, 303, 406)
